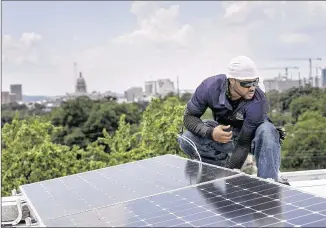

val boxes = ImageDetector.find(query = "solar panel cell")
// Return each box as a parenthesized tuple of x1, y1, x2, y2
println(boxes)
(43, 217, 76, 227)
(150, 218, 185, 227)
(318, 209, 326, 216)
(302, 218, 326, 227)
(261, 204, 298, 215)
(266, 221, 294, 227)
(241, 216, 280, 227)
(205, 219, 237, 227)
(288, 213, 326, 226)
(273, 208, 312, 220)
(231, 212, 267, 223)
(306, 202, 326, 212)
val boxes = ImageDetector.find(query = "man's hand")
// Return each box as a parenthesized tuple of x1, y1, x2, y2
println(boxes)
(276, 127, 286, 144)
(211, 125, 232, 143)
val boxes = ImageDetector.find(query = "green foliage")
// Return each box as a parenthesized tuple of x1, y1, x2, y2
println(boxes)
(98, 114, 133, 154)
(281, 111, 326, 171)
(180, 92, 193, 103)
(279, 86, 323, 112)
(1, 103, 28, 127)
(51, 97, 142, 148)
(289, 95, 321, 121)
(138, 97, 185, 156)
(269, 112, 292, 127)
(51, 96, 93, 128)
(1, 116, 106, 196)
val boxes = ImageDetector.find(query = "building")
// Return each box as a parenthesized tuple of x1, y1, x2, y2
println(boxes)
(75, 72, 87, 94)
(156, 79, 175, 97)
(145, 81, 157, 95)
(263, 79, 278, 92)
(264, 77, 300, 93)
(10, 84, 22, 101)
(9, 93, 17, 103)
(322, 68, 326, 88)
(1, 91, 10, 104)
(145, 79, 175, 97)
(124, 87, 143, 102)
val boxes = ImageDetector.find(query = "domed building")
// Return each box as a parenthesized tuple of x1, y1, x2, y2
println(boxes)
(75, 72, 87, 94)
(64, 71, 120, 102)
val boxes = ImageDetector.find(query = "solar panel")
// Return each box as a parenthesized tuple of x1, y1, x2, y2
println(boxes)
(19, 154, 240, 224)
(19, 155, 326, 227)
(41, 174, 326, 227)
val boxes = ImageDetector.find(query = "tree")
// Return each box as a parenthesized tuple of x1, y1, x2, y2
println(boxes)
(83, 101, 142, 145)
(1, 103, 29, 127)
(281, 111, 326, 171)
(137, 97, 185, 155)
(51, 97, 142, 148)
(279, 86, 323, 112)
(180, 92, 193, 103)
(289, 95, 321, 121)
(51, 96, 93, 128)
(319, 93, 326, 117)
(1, 116, 107, 196)
(96, 97, 186, 166)
(98, 114, 133, 154)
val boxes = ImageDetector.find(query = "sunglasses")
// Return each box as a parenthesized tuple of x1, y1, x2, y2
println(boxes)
(236, 78, 259, 88)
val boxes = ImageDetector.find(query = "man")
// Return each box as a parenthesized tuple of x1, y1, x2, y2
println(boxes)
(178, 56, 286, 183)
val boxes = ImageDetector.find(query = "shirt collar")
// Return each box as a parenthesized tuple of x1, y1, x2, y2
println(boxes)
(218, 78, 233, 110)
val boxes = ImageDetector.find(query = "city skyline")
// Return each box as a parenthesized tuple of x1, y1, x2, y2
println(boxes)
(2, 1, 326, 96)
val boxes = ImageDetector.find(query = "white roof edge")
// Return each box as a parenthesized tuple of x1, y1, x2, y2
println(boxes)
(281, 169, 326, 182)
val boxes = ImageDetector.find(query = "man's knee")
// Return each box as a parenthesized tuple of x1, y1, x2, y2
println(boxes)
(255, 121, 279, 143)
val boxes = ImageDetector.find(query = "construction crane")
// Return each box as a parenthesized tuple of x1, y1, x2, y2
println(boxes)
(258, 66, 299, 79)
(274, 57, 322, 85)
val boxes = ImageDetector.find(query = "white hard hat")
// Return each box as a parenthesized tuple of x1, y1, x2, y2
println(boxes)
(226, 56, 258, 80)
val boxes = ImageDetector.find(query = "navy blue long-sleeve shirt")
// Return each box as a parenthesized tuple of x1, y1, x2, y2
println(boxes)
(184, 74, 269, 167)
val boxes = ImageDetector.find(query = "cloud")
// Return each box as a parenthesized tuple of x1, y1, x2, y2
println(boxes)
(20, 32, 42, 46)
(279, 33, 311, 44)
(2, 32, 55, 66)
(113, 2, 193, 49)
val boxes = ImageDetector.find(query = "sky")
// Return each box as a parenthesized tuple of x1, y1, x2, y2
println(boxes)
(2, 1, 326, 96)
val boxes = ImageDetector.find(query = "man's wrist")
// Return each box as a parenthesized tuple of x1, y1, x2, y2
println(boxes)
(205, 127, 214, 140)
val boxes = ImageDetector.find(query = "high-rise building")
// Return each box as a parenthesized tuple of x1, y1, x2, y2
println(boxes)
(10, 84, 22, 101)
(322, 68, 326, 88)
(1, 91, 10, 104)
